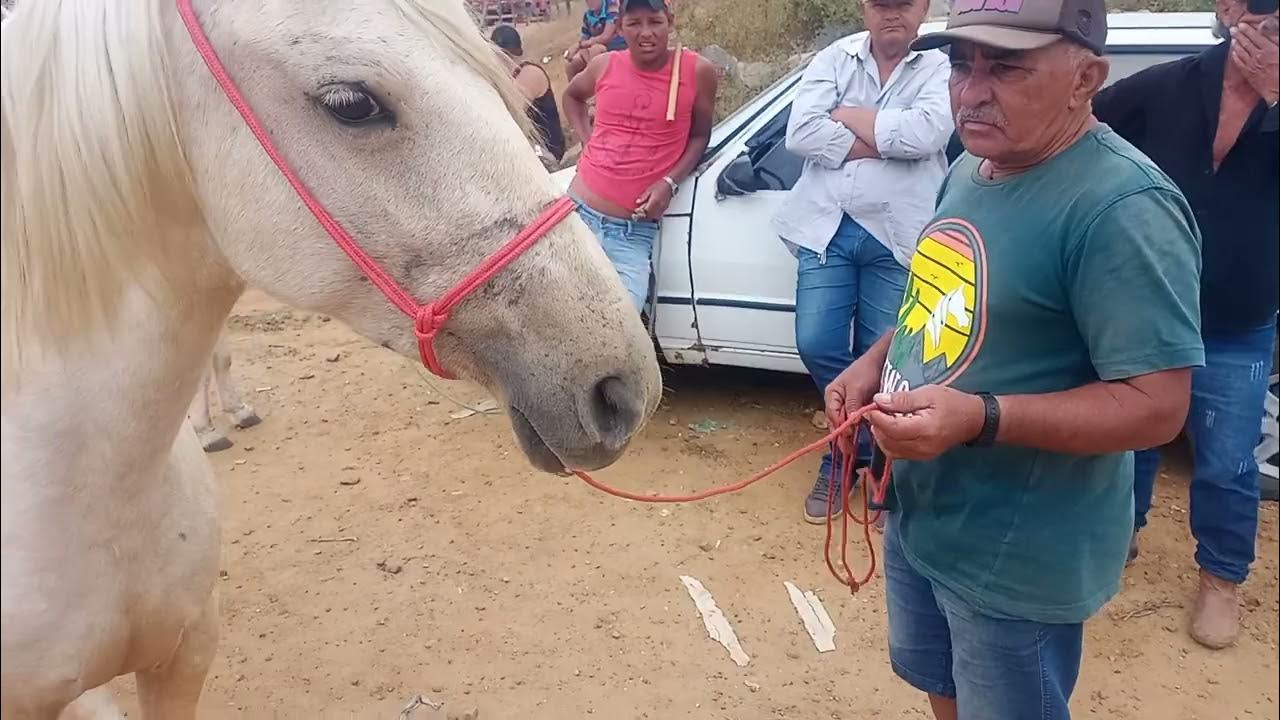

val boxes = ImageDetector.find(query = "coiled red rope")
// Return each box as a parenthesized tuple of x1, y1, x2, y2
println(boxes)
(575, 404, 892, 593)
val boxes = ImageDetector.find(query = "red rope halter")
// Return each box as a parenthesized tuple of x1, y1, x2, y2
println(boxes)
(176, 0, 576, 379)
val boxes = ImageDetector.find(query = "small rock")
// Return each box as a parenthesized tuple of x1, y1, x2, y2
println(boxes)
(326, 351, 343, 362)
(339, 477, 361, 486)
(698, 540, 719, 552)
(376, 560, 403, 574)
(610, 629, 622, 639)
(219, 570, 230, 580)
(299, 372, 316, 380)
(738, 61, 782, 90)
(811, 410, 829, 430)
(744, 680, 761, 692)
(698, 44, 739, 77)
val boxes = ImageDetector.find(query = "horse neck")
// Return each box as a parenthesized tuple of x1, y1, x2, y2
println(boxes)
(4, 261, 242, 490)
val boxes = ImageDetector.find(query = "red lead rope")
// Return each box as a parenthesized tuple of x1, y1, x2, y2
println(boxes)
(575, 404, 893, 593)
(176, 0, 576, 379)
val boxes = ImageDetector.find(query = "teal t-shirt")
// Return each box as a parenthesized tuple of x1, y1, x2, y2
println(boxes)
(882, 125, 1204, 624)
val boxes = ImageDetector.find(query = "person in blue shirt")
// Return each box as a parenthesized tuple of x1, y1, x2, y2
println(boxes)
(565, 0, 627, 81)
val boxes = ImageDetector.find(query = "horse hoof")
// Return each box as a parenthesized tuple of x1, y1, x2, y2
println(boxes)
(233, 411, 262, 430)
(202, 435, 234, 453)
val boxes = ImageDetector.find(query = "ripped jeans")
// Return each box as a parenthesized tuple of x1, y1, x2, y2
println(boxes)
(1133, 321, 1277, 584)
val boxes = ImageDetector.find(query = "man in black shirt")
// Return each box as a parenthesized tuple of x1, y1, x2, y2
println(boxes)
(1092, 0, 1278, 651)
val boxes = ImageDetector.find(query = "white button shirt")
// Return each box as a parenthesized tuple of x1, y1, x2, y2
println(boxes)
(772, 34, 953, 267)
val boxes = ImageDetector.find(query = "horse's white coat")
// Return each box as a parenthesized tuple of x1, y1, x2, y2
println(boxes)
(0, 1, 660, 717)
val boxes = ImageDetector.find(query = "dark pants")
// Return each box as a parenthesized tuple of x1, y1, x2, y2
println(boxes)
(1133, 321, 1276, 584)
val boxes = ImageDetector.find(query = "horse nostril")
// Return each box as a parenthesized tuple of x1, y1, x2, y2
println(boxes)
(585, 374, 645, 448)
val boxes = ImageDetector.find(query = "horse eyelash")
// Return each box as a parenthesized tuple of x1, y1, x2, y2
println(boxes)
(319, 85, 369, 108)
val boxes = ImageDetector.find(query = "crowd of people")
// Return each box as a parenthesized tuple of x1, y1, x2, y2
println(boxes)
(492, 0, 1277, 716)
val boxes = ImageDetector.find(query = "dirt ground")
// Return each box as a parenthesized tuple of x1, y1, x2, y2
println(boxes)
(110, 289, 1279, 719)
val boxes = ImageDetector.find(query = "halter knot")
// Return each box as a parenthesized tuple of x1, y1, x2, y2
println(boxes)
(414, 304, 453, 378)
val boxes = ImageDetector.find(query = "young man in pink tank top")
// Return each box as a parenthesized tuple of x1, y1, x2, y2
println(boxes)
(562, 0, 718, 311)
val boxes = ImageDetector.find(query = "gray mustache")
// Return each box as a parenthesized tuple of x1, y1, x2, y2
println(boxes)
(956, 106, 1005, 126)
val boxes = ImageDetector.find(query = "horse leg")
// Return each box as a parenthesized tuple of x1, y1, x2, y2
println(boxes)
(134, 592, 218, 720)
(210, 339, 260, 430)
(57, 686, 124, 720)
(188, 366, 231, 452)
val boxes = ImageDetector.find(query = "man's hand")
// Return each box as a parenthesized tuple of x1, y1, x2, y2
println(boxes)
(633, 180, 674, 220)
(824, 360, 882, 455)
(846, 139, 881, 160)
(1231, 22, 1279, 105)
(866, 385, 985, 461)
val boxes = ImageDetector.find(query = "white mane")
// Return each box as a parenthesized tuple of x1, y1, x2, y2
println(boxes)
(1, 0, 198, 380)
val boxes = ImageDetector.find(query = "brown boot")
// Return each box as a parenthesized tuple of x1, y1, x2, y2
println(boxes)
(1189, 569, 1241, 649)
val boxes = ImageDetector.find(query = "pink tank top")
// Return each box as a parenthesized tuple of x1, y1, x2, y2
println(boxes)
(577, 48, 699, 212)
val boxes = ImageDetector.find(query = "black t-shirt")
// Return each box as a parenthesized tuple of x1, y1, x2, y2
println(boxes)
(518, 62, 566, 162)
(1092, 41, 1279, 335)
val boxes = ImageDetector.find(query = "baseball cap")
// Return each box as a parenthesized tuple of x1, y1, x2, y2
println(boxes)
(911, 0, 1107, 55)
(620, 0, 671, 12)
(490, 24, 523, 56)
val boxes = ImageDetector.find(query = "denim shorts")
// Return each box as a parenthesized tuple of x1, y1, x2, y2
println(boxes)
(571, 196, 658, 312)
(883, 513, 1084, 719)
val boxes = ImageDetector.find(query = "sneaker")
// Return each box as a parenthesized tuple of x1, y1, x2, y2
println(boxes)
(803, 470, 846, 524)
(1190, 568, 1241, 650)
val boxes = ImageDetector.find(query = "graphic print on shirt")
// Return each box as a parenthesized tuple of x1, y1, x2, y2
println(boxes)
(596, 90, 654, 166)
(882, 218, 988, 393)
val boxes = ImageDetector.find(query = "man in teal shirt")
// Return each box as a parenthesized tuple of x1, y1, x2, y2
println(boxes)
(825, 1, 1204, 718)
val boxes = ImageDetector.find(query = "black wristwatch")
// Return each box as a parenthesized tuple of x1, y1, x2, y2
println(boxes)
(965, 392, 1001, 448)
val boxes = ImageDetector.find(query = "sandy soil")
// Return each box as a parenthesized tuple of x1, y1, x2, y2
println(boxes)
(111, 289, 1279, 719)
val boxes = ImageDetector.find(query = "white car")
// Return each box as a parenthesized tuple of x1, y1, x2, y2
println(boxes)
(553, 11, 1219, 373)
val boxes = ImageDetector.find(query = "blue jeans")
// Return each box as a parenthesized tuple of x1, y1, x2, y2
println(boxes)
(884, 514, 1083, 719)
(572, 198, 658, 311)
(794, 215, 907, 477)
(1133, 321, 1277, 584)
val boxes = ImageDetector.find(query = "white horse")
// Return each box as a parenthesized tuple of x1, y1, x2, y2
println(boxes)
(187, 334, 261, 453)
(0, 1, 661, 717)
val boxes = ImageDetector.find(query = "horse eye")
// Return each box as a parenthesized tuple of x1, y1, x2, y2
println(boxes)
(318, 84, 388, 126)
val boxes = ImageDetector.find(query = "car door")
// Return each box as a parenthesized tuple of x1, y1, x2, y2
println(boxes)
(683, 94, 808, 374)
